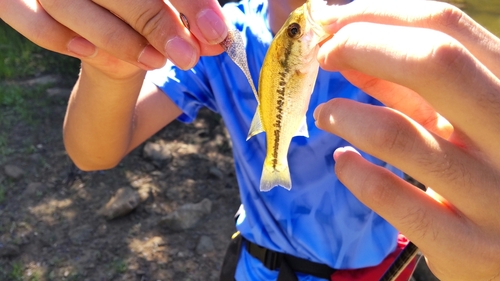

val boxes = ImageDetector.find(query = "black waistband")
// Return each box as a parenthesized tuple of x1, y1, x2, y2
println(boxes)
(244, 238, 336, 280)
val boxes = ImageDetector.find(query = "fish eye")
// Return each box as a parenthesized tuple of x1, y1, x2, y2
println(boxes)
(287, 23, 302, 38)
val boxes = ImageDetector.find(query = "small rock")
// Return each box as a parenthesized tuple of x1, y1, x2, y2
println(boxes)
(97, 187, 141, 220)
(68, 225, 94, 245)
(46, 87, 72, 100)
(208, 167, 224, 180)
(195, 235, 214, 254)
(4, 164, 24, 180)
(143, 141, 173, 163)
(0, 243, 20, 257)
(159, 198, 212, 231)
(23, 182, 46, 197)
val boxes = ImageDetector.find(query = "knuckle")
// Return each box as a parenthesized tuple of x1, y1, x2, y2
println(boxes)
(415, 3, 467, 74)
(359, 169, 396, 205)
(428, 39, 464, 71)
(100, 28, 121, 47)
(368, 112, 414, 155)
(411, 35, 465, 91)
(428, 3, 464, 30)
(399, 206, 432, 240)
(134, 6, 166, 39)
(99, 29, 136, 61)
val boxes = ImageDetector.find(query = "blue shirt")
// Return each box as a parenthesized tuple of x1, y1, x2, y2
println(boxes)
(147, 1, 401, 280)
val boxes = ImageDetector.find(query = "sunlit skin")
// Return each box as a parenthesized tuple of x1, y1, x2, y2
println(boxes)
(3, 0, 500, 280)
(314, 1, 500, 280)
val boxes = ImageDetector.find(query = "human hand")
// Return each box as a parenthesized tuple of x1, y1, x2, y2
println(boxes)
(0, 0, 227, 75)
(313, 1, 500, 280)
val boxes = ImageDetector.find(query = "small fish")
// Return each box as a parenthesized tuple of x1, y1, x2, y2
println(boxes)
(220, 29, 259, 100)
(247, 0, 330, 192)
(180, 12, 258, 99)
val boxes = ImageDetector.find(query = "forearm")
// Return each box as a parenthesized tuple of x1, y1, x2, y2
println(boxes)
(63, 63, 146, 171)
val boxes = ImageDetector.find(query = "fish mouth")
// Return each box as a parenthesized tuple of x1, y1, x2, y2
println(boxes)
(306, 0, 329, 44)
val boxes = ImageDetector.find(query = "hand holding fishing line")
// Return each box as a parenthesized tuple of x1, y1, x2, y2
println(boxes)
(0, 0, 226, 72)
(314, 0, 500, 280)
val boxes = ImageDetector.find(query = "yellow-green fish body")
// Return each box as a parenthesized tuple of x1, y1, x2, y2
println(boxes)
(247, 0, 329, 191)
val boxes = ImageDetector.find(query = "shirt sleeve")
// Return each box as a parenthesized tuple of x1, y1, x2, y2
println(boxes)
(145, 60, 219, 123)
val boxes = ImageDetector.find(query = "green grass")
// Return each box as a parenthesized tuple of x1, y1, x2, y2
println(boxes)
(0, 20, 78, 160)
(0, 82, 58, 160)
(0, 19, 78, 132)
(8, 262, 23, 281)
(0, 184, 5, 204)
(0, 20, 80, 79)
(111, 259, 128, 274)
(0, 84, 52, 126)
(0, 134, 10, 157)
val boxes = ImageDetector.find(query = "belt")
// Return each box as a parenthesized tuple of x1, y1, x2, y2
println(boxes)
(245, 238, 336, 281)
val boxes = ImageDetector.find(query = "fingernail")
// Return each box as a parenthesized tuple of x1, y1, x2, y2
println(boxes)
(333, 146, 359, 161)
(333, 147, 346, 161)
(196, 9, 228, 44)
(165, 37, 197, 70)
(313, 103, 325, 120)
(138, 45, 166, 69)
(67, 37, 97, 58)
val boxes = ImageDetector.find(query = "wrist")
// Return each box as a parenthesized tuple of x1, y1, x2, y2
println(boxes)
(80, 59, 146, 83)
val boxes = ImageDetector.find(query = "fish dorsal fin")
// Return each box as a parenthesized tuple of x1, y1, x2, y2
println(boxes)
(294, 117, 309, 138)
(247, 109, 265, 141)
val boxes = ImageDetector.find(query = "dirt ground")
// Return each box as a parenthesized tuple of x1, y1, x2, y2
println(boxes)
(0, 73, 441, 281)
(0, 74, 241, 280)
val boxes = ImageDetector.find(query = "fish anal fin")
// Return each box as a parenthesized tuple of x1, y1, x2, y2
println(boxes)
(247, 109, 265, 141)
(294, 117, 309, 138)
(260, 164, 292, 192)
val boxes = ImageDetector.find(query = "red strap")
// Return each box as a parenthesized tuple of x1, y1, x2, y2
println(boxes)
(331, 234, 417, 281)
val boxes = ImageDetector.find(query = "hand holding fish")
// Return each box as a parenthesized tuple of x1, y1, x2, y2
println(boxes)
(0, 0, 227, 72)
(314, 0, 500, 280)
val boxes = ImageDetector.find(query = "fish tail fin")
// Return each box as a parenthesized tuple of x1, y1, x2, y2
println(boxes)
(260, 164, 292, 192)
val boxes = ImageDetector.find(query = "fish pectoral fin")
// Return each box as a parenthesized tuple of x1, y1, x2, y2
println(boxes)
(246, 109, 265, 141)
(294, 117, 309, 138)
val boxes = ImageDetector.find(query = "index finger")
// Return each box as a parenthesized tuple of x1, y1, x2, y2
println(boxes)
(93, 0, 226, 63)
(319, 0, 500, 79)
(0, 0, 79, 56)
(318, 21, 500, 165)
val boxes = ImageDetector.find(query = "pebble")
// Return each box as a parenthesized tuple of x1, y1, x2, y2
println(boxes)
(143, 141, 173, 163)
(159, 198, 212, 231)
(97, 187, 141, 220)
(68, 224, 94, 245)
(23, 182, 46, 197)
(208, 167, 224, 180)
(195, 235, 215, 254)
(4, 164, 24, 180)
